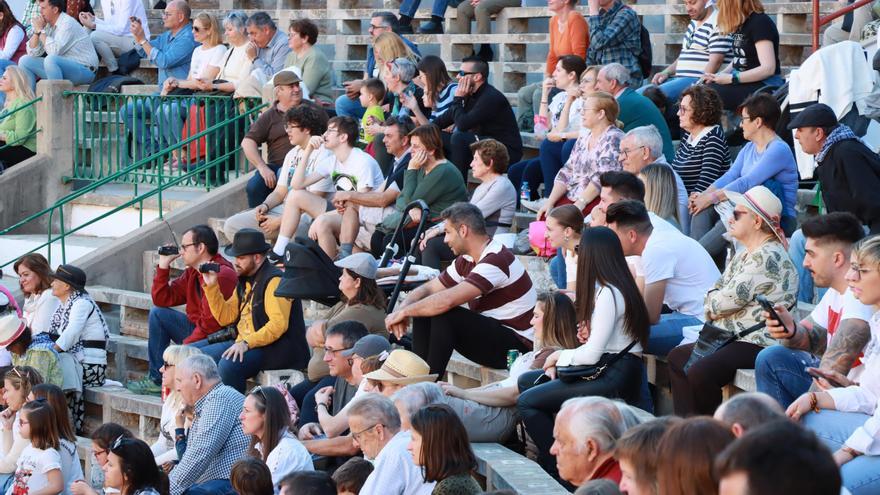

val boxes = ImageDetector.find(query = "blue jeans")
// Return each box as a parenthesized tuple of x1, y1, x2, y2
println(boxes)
(538, 138, 576, 196)
(184, 479, 236, 495)
(647, 312, 702, 356)
(507, 158, 542, 205)
(119, 95, 163, 161)
(245, 162, 282, 208)
(549, 248, 565, 289)
(754, 345, 819, 408)
(190, 338, 268, 393)
(803, 410, 880, 495)
(335, 94, 366, 119)
(19, 54, 95, 89)
(148, 307, 195, 383)
(400, 0, 452, 17)
(638, 76, 699, 102)
(297, 375, 336, 426)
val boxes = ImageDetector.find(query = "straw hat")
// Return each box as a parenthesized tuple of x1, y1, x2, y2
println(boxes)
(726, 185, 786, 246)
(0, 313, 27, 348)
(363, 349, 437, 384)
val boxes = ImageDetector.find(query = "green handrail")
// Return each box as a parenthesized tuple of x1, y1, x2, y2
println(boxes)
(0, 96, 42, 154)
(0, 95, 267, 268)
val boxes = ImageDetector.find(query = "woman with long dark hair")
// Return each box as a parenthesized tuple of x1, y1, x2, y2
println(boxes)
(102, 437, 168, 495)
(406, 55, 457, 126)
(240, 386, 312, 486)
(516, 226, 650, 476)
(408, 404, 481, 494)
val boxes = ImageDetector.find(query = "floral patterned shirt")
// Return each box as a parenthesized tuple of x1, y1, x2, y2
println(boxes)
(704, 240, 798, 346)
(555, 125, 624, 201)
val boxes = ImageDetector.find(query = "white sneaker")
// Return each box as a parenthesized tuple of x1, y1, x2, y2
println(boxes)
(521, 198, 547, 213)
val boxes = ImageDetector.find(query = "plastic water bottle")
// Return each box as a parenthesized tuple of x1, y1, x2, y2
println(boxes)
(520, 187, 530, 204)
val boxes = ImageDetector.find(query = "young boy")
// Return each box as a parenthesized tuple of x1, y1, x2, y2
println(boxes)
(359, 78, 386, 146)
(332, 458, 374, 495)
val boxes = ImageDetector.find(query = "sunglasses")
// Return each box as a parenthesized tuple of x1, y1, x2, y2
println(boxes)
(250, 385, 268, 402)
(733, 210, 749, 221)
(458, 70, 479, 77)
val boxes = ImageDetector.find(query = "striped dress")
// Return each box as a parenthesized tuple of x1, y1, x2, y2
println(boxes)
(672, 124, 731, 194)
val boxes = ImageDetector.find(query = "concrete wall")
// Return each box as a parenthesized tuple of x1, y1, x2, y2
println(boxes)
(73, 176, 250, 292)
(0, 81, 75, 234)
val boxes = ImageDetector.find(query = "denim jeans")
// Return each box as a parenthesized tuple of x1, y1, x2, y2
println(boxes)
(647, 312, 702, 356)
(335, 94, 366, 119)
(19, 54, 95, 88)
(296, 375, 336, 426)
(507, 158, 542, 205)
(802, 410, 880, 495)
(189, 338, 268, 393)
(549, 248, 565, 289)
(638, 76, 699, 103)
(754, 345, 819, 408)
(184, 479, 237, 495)
(400, 0, 451, 17)
(245, 162, 282, 208)
(148, 307, 195, 383)
(539, 138, 576, 195)
(119, 95, 163, 161)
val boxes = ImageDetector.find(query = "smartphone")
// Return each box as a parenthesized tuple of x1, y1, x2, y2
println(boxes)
(756, 295, 790, 334)
(806, 367, 847, 388)
(533, 373, 552, 386)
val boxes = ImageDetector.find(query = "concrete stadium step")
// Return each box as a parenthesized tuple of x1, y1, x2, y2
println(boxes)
(0, 235, 114, 271)
(473, 443, 569, 494)
(84, 384, 163, 439)
(90, 286, 153, 340)
(209, 217, 231, 246)
(107, 334, 150, 384)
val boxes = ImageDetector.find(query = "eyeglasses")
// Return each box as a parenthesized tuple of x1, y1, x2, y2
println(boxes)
(352, 423, 381, 442)
(323, 346, 351, 357)
(179, 242, 199, 251)
(92, 448, 108, 458)
(732, 210, 750, 221)
(162, 361, 175, 369)
(849, 263, 876, 280)
(620, 146, 645, 159)
(677, 105, 693, 114)
(324, 128, 339, 135)
(458, 70, 479, 77)
(741, 115, 756, 123)
(192, 26, 203, 33)
(284, 124, 301, 132)
(368, 24, 387, 32)
(161, 10, 176, 17)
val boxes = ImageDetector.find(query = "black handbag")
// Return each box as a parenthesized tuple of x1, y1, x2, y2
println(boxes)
(557, 341, 638, 383)
(683, 320, 766, 374)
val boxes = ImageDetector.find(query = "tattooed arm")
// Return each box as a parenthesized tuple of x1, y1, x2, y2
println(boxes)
(817, 318, 871, 376)
(779, 316, 827, 355)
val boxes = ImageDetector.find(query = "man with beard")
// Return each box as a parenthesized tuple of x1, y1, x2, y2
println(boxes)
(385, 202, 536, 377)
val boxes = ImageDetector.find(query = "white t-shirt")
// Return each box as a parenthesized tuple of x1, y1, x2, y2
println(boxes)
(315, 148, 385, 192)
(217, 45, 253, 89)
(187, 45, 228, 80)
(810, 287, 875, 381)
(279, 145, 336, 195)
(258, 432, 314, 486)
(642, 222, 720, 318)
(8, 444, 62, 495)
(564, 250, 578, 288)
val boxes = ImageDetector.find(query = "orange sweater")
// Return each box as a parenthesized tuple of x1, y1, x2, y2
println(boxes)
(548, 11, 590, 76)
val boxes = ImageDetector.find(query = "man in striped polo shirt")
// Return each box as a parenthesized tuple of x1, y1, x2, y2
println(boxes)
(646, 0, 732, 102)
(386, 202, 536, 376)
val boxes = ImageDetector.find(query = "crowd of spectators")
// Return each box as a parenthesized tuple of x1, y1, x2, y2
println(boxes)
(6, 0, 880, 494)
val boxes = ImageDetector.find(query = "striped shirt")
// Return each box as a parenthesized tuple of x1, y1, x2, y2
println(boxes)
(438, 240, 537, 338)
(676, 11, 732, 78)
(430, 82, 458, 121)
(672, 125, 730, 194)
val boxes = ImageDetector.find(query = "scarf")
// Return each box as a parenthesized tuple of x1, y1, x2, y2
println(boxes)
(817, 124, 858, 162)
(48, 291, 109, 355)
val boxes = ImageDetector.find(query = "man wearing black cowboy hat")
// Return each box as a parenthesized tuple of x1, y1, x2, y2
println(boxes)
(197, 229, 309, 392)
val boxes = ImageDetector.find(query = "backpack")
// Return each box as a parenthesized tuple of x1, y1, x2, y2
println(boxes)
(638, 24, 653, 80)
(115, 49, 142, 76)
(87, 75, 143, 94)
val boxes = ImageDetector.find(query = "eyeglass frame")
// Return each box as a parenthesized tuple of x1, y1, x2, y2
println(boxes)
(351, 423, 382, 442)
(324, 345, 352, 357)
(619, 145, 646, 159)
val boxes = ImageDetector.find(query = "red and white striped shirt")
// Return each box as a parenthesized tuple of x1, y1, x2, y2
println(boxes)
(438, 240, 537, 340)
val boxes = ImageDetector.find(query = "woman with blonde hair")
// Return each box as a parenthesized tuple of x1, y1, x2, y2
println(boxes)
(640, 162, 682, 230)
(150, 344, 202, 466)
(535, 91, 624, 220)
(373, 32, 418, 80)
(0, 65, 36, 170)
(701, 0, 783, 110)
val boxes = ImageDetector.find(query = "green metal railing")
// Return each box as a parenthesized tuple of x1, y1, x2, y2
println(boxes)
(0, 93, 267, 269)
(0, 96, 42, 155)
(67, 91, 263, 188)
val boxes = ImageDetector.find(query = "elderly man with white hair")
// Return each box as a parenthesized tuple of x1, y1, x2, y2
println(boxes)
(348, 393, 435, 495)
(618, 125, 690, 233)
(550, 396, 646, 489)
(595, 63, 675, 163)
(169, 354, 249, 495)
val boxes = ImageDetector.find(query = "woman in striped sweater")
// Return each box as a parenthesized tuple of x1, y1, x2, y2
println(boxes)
(671, 84, 731, 198)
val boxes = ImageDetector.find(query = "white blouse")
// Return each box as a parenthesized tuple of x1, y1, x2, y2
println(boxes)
(23, 291, 61, 335)
(257, 431, 314, 485)
(151, 398, 181, 465)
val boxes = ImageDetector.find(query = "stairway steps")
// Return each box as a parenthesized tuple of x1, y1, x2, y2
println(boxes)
(83, 385, 162, 439)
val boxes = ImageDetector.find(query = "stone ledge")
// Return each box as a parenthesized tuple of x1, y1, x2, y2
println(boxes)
(472, 443, 569, 494)
(89, 286, 153, 311)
